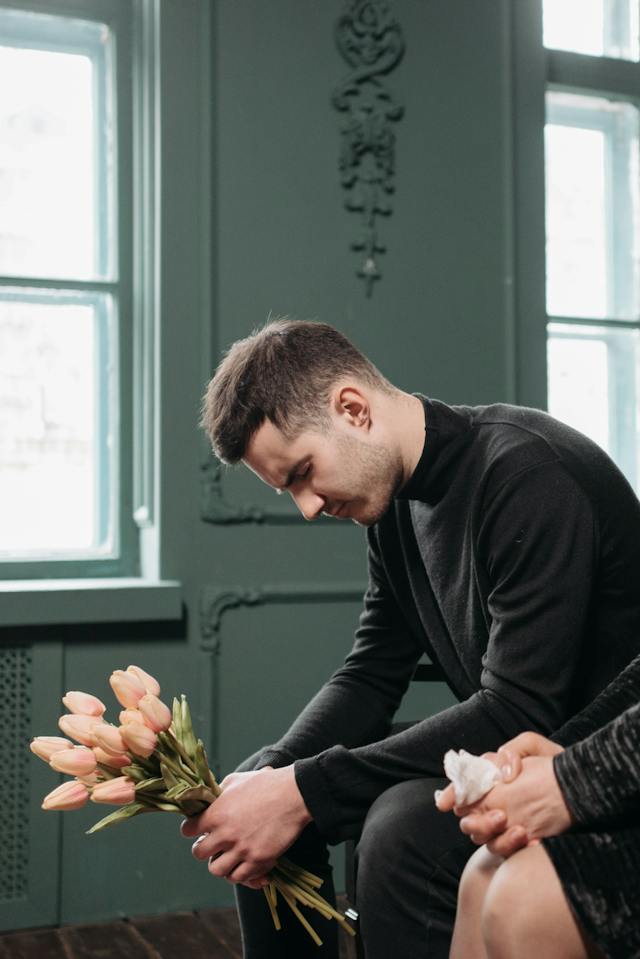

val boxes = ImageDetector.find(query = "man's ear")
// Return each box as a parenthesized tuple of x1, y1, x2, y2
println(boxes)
(332, 386, 371, 430)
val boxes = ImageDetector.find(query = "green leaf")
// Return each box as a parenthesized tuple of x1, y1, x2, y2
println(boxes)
(171, 696, 182, 739)
(180, 695, 198, 758)
(194, 740, 220, 794)
(134, 777, 166, 795)
(160, 761, 180, 790)
(171, 784, 217, 804)
(125, 764, 151, 784)
(86, 802, 151, 834)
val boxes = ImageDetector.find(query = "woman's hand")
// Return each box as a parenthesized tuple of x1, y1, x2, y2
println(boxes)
(436, 733, 570, 857)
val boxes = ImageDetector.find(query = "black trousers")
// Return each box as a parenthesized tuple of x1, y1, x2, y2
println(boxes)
(235, 777, 475, 959)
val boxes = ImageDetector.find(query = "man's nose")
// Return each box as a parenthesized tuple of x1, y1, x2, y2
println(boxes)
(292, 488, 325, 521)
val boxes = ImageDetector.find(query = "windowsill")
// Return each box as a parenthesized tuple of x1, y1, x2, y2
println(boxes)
(0, 578, 183, 627)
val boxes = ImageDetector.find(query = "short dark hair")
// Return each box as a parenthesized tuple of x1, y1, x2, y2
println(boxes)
(201, 318, 393, 463)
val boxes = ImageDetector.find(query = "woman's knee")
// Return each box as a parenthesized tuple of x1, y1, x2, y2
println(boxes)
(480, 845, 585, 959)
(481, 852, 533, 954)
(457, 846, 502, 915)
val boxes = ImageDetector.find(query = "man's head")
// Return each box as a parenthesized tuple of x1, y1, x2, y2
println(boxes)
(201, 319, 411, 525)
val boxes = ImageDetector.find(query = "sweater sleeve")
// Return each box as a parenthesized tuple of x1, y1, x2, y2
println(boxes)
(254, 527, 424, 772)
(552, 652, 640, 748)
(553, 699, 640, 827)
(295, 461, 599, 840)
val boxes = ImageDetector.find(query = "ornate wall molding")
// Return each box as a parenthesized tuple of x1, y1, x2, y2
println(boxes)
(200, 458, 334, 525)
(332, 0, 406, 295)
(199, 581, 365, 650)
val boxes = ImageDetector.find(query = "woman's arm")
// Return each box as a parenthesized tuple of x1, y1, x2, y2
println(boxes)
(552, 652, 640, 748)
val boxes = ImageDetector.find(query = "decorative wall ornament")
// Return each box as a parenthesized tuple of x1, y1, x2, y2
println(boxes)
(199, 582, 365, 776)
(199, 581, 365, 650)
(332, 0, 406, 295)
(200, 457, 333, 525)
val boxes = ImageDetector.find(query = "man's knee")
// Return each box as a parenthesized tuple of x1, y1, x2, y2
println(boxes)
(356, 778, 471, 882)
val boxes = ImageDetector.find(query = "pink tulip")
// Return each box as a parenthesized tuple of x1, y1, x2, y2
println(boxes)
(109, 669, 146, 708)
(138, 694, 172, 732)
(119, 708, 146, 726)
(49, 746, 97, 776)
(77, 772, 100, 786)
(30, 736, 74, 762)
(42, 780, 90, 811)
(58, 714, 104, 747)
(126, 664, 161, 696)
(120, 722, 157, 758)
(94, 747, 131, 768)
(92, 724, 126, 756)
(90, 776, 136, 805)
(62, 691, 106, 717)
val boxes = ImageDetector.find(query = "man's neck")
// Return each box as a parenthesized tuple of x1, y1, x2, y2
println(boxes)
(394, 392, 427, 488)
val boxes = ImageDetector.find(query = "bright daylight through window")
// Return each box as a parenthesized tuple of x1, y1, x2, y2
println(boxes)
(0, 7, 119, 567)
(543, 0, 640, 492)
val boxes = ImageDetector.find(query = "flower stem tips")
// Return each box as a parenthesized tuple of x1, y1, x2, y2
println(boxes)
(31, 667, 355, 946)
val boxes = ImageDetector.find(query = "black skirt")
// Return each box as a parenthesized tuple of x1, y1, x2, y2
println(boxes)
(543, 822, 640, 959)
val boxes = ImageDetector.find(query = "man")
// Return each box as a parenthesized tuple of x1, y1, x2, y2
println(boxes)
(184, 318, 640, 958)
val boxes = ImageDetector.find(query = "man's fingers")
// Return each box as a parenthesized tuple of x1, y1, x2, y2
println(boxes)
(181, 816, 206, 838)
(459, 809, 506, 843)
(191, 832, 229, 861)
(434, 783, 457, 812)
(208, 850, 242, 879)
(486, 825, 529, 858)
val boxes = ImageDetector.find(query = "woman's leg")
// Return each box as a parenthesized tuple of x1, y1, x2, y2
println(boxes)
(481, 844, 605, 959)
(449, 846, 503, 959)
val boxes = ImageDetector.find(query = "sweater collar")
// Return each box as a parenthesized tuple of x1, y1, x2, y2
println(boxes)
(396, 395, 471, 502)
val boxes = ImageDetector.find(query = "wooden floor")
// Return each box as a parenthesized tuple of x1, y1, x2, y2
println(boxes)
(0, 903, 357, 959)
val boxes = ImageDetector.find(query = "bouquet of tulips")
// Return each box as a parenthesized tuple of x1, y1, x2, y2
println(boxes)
(30, 664, 355, 947)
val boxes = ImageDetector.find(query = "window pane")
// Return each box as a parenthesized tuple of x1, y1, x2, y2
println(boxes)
(543, 0, 640, 61)
(548, 322, 640, 491)
(0, 291, 116, 557)
(0, 9, 113, 279)
(545, 92, 640, 320)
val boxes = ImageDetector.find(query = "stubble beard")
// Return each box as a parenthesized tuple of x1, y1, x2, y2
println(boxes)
(335, 434, 403, 527)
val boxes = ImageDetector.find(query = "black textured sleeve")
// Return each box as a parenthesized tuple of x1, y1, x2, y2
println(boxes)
(554, 699, 640, 827)
(552, 653, 640, 748)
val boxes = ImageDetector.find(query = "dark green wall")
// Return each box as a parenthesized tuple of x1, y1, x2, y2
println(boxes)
(2, 0, 543, 931)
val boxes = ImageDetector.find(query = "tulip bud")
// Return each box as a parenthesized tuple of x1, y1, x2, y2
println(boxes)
(77, 772, 100, 786)
(58, 714, 104, 747)
(109, 669, 146, 708)
(91, 776, 136, 805)
(92, 724, 126, 756)
(126, 664, 161, 697)
(138, 694, 172, 732)
(30, 736, 74, 762)
(120, 722, 157, 758)
(62, 691, 106, 717)
(42, 780, 90, 811)
(119, 708, 146, 726)
(49, 746, 97, 776)
(94, 747, 132, 769)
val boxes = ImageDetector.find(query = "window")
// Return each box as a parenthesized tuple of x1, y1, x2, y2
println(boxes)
(543, 0, 640, 491)
(0, 2, 136, 577)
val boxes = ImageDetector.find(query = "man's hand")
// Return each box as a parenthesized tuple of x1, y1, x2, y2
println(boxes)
(180, 765, 312, 888)
(435, 733, 569, 857)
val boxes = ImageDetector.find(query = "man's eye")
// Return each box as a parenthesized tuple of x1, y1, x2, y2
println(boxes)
(296, 465, 310, 480)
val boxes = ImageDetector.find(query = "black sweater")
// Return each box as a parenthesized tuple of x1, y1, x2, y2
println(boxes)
(259, 398, 640, 841)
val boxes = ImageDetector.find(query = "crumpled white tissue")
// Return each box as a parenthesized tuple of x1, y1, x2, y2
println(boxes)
(439, 749, 502, 806)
